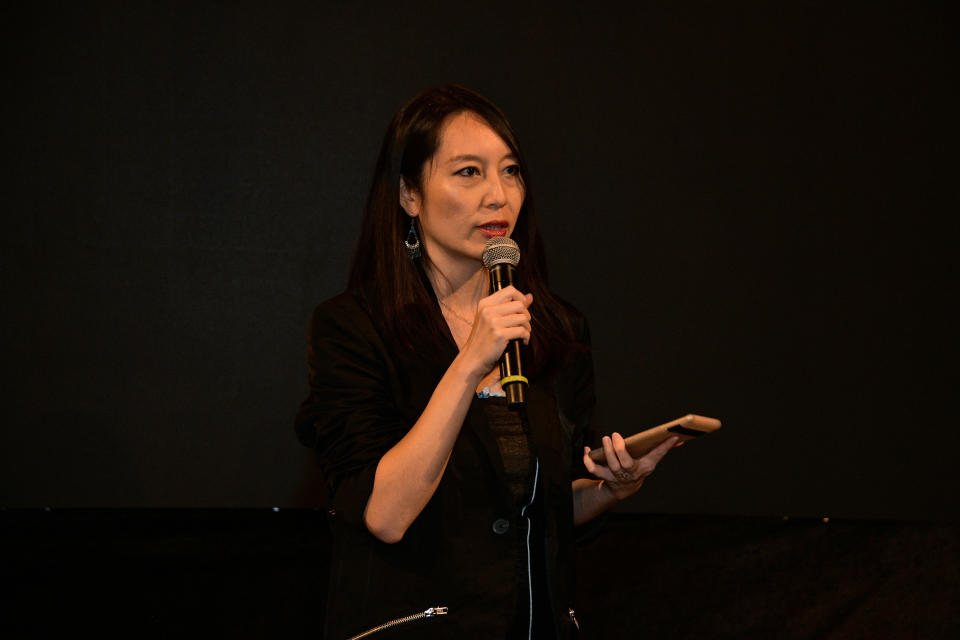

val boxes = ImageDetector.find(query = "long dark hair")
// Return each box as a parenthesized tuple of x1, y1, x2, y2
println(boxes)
(348, 85, 577, 374)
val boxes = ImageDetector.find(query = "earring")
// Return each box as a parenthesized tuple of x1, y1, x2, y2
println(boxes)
(404, 218, 421, 259)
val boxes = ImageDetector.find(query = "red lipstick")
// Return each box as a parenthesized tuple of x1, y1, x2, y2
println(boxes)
(478, 220, 509, 238)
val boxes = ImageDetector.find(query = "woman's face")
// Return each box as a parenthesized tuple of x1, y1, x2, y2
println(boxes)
(402, 111, 524, 271)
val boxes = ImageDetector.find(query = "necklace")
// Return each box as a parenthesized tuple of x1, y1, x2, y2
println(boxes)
(438, 299, 475, 326)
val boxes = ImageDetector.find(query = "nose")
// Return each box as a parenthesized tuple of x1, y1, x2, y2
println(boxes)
(484, 173, 507, 209)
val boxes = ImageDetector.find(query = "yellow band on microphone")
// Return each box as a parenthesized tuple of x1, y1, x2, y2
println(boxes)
(500, 375, 529, 386)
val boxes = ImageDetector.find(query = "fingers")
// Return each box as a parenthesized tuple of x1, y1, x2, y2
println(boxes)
(599, 433, 677, 478)
(582, 446, 597, 474)
(599, 433, 635, 474)
(477, 299, 529, 322)
(501, 313, 532, 343)
(643, 436, 679, 467)
(610, 432, 636, 470)
(477, 298, 531, 329)
(449, 286, 529, 349)
(479, 311, 530, 342)
(600, 435, 619, 471)
(460, 287, 533, 371)
(583, 434, 680, 502)
(475, 297, 532, 344)
(481, 286, 533, 307)
(477, 287, 533, 336)
(582, 447, 615, 482)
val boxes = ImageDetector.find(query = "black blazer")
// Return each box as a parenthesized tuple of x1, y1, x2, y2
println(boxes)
(296, 291, 599, 639)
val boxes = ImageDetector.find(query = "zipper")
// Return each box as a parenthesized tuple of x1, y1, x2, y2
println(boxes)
(568, 607, 580, 631)
(521, 458, 541, 640)
(345, 606, 448, 640)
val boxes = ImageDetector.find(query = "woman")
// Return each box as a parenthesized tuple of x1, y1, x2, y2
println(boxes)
(296, 85, 677, 639)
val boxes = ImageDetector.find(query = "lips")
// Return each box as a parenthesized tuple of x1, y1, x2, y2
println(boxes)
(478, 220, 509, 237)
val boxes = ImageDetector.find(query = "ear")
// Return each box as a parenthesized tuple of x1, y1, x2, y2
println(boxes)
(399, 177, 420, 217)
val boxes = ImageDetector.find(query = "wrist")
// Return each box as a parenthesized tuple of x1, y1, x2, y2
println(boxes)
(598, 479, 630, 504)
(449, 352, 487, 386)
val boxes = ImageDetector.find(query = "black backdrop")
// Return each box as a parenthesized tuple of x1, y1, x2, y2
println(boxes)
(4, 2, 956, 520)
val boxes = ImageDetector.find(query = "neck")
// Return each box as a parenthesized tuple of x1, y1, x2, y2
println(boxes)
(425, 259, 488, 312)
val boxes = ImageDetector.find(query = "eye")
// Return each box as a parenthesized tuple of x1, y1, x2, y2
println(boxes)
(503, 164, 521, 177)
(455, 166, 480, 177)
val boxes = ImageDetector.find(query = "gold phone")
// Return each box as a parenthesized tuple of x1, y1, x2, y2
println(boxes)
(588, 414, 721, 464)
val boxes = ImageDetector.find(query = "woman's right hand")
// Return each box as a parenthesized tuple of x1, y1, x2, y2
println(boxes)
(456, 286, 533, 380)
(365, 284, 532, 543)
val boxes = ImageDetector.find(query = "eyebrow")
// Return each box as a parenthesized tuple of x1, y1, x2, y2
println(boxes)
(444, 153, 518, 165)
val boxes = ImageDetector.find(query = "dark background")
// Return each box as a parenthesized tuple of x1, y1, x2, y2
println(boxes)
(3, 2, 956, 520)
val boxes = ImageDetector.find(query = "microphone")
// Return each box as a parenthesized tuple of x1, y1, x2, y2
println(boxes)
(482, 237, 527, 409)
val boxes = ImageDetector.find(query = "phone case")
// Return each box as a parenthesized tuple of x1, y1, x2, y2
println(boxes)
(587, 414, 721, 463)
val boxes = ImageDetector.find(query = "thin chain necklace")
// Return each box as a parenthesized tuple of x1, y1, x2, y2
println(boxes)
(438, 298, 475, 326)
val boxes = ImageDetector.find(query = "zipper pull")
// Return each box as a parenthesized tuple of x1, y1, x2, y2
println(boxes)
(568, 607, 580, 630)
(425, 607, 449, 617)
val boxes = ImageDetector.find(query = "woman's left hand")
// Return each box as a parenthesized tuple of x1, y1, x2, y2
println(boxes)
(582, 434, 680, 502)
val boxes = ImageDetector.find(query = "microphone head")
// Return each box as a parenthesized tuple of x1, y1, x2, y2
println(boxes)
(482, 237, 520, 269)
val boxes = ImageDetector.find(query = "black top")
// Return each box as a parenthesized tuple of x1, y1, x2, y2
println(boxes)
(483, 396, 536, 507)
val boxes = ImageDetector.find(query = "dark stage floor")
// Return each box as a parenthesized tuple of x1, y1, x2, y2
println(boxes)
(2, 510, 956, 638)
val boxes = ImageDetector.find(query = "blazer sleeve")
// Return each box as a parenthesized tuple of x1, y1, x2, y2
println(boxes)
(295, 295, 409, 526)
(554, 309, 611, 542)
(558, 310, 601, 482)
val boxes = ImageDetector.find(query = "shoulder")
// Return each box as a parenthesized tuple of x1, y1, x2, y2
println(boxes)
(312, 290, 367, 322)
(310, 291, 377, 337)
(550, 293, 591, 346)
(307, 291, 391, 363)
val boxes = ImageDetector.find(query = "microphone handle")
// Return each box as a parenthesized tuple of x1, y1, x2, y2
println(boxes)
(499, 339, 525, 408)
(488, 263, 526, 409)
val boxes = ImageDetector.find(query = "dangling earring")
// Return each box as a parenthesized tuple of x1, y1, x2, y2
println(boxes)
(404, 218, 421, 259)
